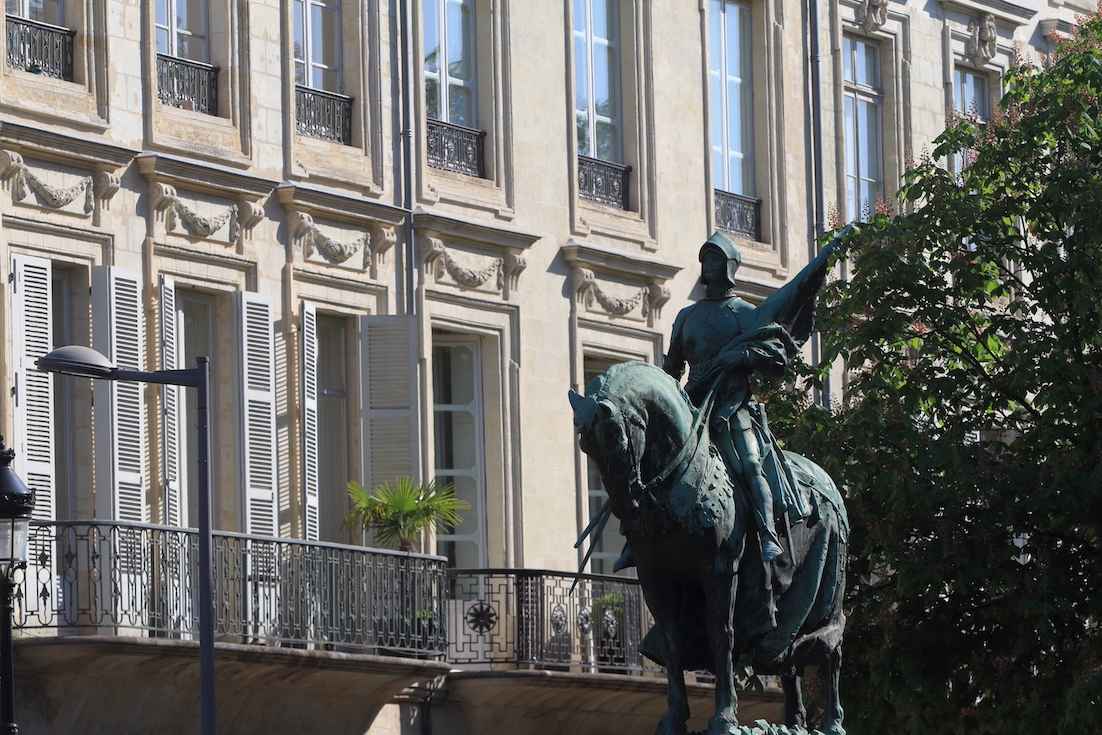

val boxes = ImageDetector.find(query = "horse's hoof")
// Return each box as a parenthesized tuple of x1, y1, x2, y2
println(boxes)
(705, 713, 739, 735)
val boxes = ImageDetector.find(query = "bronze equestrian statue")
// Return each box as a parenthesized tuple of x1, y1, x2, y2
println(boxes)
(569, 228, 853, 735)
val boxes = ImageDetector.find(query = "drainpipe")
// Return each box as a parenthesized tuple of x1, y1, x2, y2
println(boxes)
(807, 0, 831, 407)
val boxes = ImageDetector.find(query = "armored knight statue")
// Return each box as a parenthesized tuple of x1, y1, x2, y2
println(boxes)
(570, 226, 854, 735)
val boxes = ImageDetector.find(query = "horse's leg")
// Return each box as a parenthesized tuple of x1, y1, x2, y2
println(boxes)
(781, 667, 807, 728)
(703, 572, 738, 735)
(649, 582, 689, 735)
(823, 644, 846, 735)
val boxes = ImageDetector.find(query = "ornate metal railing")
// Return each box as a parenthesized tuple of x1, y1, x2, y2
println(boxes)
(295, 85, 353, 145)
(446, 568, 658, 675)
(714, 188, 762, 242)
(426, 118, 486, 178)
(156, 54, 218, 116)
(578, 155, 632, 210)
(12, 521, 448, 657)
(5, 16, 74, 81)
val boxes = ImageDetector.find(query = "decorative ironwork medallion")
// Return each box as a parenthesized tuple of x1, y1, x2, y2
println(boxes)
(577, 606, 592, 635)
(550, 603, 568, 636)
(602, 608, 618, 639)
(465, 601, 498, 635)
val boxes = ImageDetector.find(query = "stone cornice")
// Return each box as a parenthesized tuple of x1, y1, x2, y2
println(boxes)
(137, 153, 277, 199)
(560, 240, 681, 282)
(0, 122, 137, 169)
(412, 210, 540, 253)
(275, 182, 406, 228)
(938, 0, 1036, 25)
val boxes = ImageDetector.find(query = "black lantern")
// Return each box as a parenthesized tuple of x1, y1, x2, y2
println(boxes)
(0, 438, 33, 575)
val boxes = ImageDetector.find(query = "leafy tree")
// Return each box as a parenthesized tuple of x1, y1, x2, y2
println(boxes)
(769, 13, 1102, 733)
(346, 477, 469, 552)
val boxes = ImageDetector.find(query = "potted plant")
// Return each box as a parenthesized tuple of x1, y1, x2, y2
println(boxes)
(345, 477, 468, 658)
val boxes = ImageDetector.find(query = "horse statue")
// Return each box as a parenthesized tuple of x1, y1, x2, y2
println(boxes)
(569, 361, 848, 735)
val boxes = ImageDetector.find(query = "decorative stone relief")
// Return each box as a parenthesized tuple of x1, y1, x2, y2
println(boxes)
(574, 267, 648, 317)
(562, 241, 678, 328)
(967, 13, 998, 65)
(153, 183, 243, 240)
(858, 0, 889, 32)
(422, 237, 503, 290)
(369, 224, 398, 280)
(292, 211, 369, 267)
(0, 150, 93, 214)
(500, 252, 527, 299)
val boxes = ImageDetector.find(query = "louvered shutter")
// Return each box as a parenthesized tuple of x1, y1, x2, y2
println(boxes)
(360, 316, 420, 491)
(159, 276, 185, 527)
(300, 303, 320, 541)
(10, 255, 55, 525)
(239, 292, 278, 538)
(93, 266, 147, 523)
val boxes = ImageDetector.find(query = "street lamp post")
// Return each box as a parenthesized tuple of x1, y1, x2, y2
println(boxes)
(0, 435, 34, 735)
(36, 345, 215, 735)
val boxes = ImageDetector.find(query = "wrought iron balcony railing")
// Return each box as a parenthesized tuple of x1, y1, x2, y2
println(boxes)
(156, 53, 218, 116)
(426, 118, 486, 178)
(578, 155, 632, 210)
(714, 188, 762, 242)
(295, 85, 354, 146)
(5, 15, 74, 81)
(13, 521, 448, 657)
(447, 568, 657, 675)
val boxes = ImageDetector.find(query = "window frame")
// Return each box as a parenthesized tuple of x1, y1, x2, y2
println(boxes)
(422, 0, 478, 127)
(432, 333, 488, 568)
(707, 0, 754, 198)
(155, 0, 210, 62)
(294, 0, 343, 92)
(573, 0, 622, 163)
(842, 34, 884, 222)
(5, 0, 64, 24)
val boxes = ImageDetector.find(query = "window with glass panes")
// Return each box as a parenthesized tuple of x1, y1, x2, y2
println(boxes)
(953, 67, 990, 172)
(5, 0, 63, 24)
(432, 336, 486, 569)
(573, 0, 621, 162)
(842, 35, 883, 221)
(707, 0, 754, 196)
(293, 0, 342, 91)
(155, 0, 209, 61)
(422, 0, 477, 127)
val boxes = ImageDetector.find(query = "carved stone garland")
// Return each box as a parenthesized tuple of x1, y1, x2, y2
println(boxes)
(573, 267, 671, 325)
(153, 183, 263, 242)
(0, 150, 94, 214)
(293, 212, 369, 266)
(423, 237, 502, 289)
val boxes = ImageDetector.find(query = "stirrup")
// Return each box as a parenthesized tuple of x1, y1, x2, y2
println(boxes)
(612, 543, 636, 572)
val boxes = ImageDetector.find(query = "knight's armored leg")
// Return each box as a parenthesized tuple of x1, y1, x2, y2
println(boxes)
(732, 426, 784, 563)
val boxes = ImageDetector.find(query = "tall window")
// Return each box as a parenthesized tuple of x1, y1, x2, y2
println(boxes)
(294, 0, 342, 91)
(317, 314, 351, 543)
(5, 0, 63, 24)
(573, 0, 621, 161)
(707, 0, 754, 196)
(953, 67, 990, 172)
(155, 0, 209, 61)
(433, 336, 485, 569)
(423, 0, 476, 127)
(842, 35, 883, 221)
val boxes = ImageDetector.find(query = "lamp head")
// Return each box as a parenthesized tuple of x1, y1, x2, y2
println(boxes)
(0, 436, 33, 571)
(36, 345, 116, 380)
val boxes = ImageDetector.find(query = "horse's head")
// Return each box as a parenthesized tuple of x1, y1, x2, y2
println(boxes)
(569, 362, 694, 519)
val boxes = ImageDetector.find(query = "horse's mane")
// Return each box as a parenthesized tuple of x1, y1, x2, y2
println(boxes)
(585, 362, 695, 427)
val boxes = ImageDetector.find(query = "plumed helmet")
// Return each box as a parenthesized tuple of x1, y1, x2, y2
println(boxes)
(698, 230, 743, 289)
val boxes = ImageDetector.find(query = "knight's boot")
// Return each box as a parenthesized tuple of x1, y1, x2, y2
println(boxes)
(749, 474, 784, 563)
(613, 540, 636, 572)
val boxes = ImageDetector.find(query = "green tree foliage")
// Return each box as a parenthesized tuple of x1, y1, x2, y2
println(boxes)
(346, 477, 469, 552)
(768, 14, 1102, 733)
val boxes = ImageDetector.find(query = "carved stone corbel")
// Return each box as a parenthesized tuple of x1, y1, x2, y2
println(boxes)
(642, 282, 672, 328)
(858, 0, 888, 32)
(369, 224, 398, 279)
(967, 13, 998, 65)
(234, 197, 265, 242)
(500, 251, 527, 300)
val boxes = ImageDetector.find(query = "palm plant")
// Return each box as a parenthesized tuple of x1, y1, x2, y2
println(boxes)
(345, 477, 469, 552)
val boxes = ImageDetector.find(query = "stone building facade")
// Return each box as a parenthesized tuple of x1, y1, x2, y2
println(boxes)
(0, 0, 1081, 732)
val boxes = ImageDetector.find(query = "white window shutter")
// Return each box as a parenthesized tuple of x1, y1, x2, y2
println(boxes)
(239, 292, 278, 537)
(300, 302, 320, 541)
(360, 315, 419, 491)
(10, 255, 55, 524)
(92, 266, 147, 523)
(159, 276, 184, 527)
